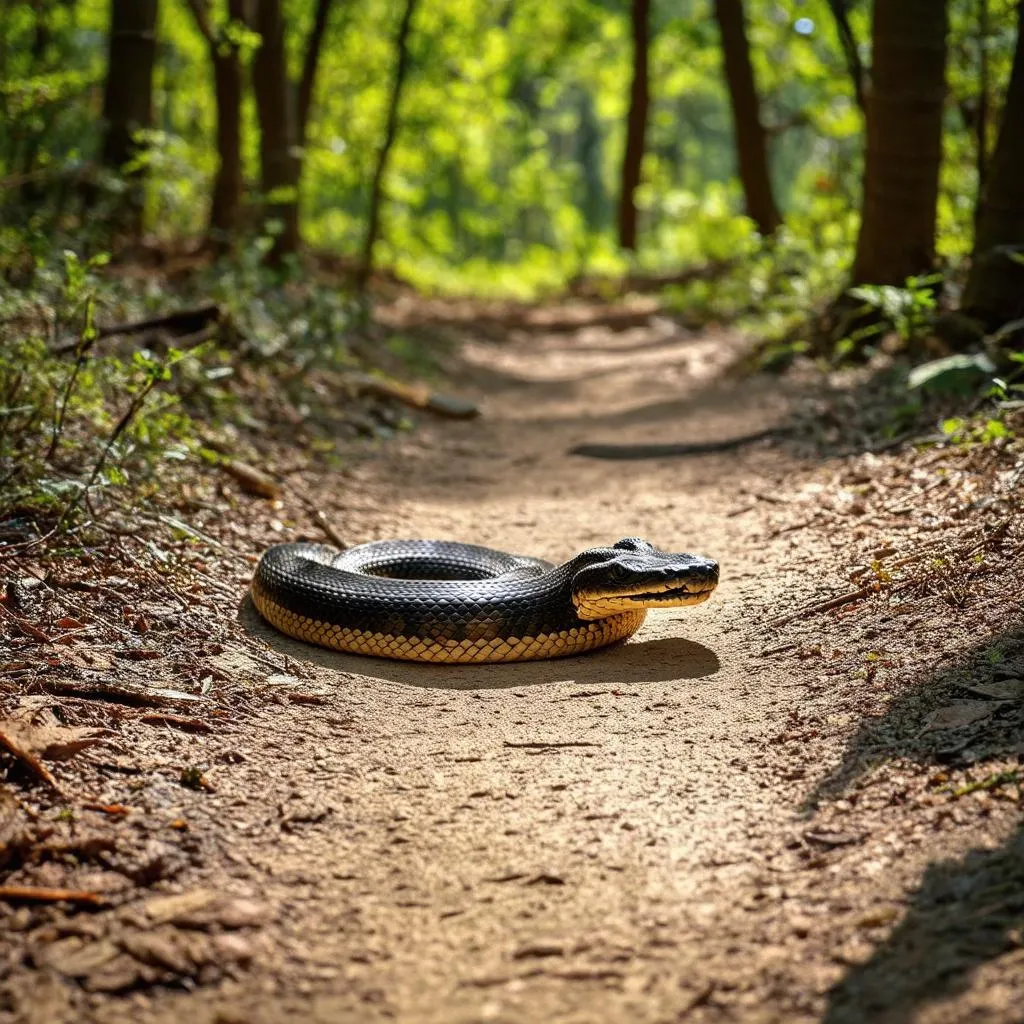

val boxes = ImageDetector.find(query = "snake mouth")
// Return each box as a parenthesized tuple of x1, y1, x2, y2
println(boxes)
(621, 580, 718, 605)
(572, 577, 718, 618)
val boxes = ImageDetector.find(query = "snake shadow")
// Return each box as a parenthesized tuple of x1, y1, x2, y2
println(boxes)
(238, 597, 719, 691)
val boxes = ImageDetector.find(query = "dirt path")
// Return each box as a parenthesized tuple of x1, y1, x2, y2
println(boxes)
(8, 310, 1022, 1024)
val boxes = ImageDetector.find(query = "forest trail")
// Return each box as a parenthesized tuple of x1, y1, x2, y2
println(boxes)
(92, 308, 1021, 1024)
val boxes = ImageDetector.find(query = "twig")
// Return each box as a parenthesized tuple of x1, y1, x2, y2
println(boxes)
(0, 885, 105, 906)
(758, 642, 799, 657)
(503, 740, 601, 749)
(312, 509, 348, 549)
(139, 713, 212, 733)
(770, 585, 878, 629)
(0, 721, 62, 792)
(46, 297, 99, 461)
(56, 370, 165, 531)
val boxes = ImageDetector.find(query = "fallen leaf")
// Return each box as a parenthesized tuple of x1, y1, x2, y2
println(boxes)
(0, 720, 61, 790)
(2, 712, 105, 763)
(922, 701, 997, 732)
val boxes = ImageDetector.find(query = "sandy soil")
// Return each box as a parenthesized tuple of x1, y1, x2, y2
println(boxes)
(3, 307, 1023, 1023)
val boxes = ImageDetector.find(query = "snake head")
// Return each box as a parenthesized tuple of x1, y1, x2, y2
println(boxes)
(570, 541, 719, 620)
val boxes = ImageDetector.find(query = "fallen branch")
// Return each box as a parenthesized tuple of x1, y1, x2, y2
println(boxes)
(35, 679, 204, 709)
(51, 304, 223, 355)
(344, 372, 480, 420)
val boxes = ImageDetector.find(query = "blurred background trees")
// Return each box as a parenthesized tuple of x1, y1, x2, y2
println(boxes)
(1, 0, 1022, 351)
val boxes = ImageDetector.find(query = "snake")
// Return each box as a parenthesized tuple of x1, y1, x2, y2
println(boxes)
(251, 537, 719, 664)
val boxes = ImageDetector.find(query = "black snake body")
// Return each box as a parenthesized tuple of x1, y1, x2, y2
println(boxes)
(252, 538, 719, 663)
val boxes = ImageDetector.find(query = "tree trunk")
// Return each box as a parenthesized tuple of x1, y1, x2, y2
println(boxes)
(297, 0, 334, 148)
(208, 0, 247, 239)
(851, 0, 949, 286)
(209, 48, 244, 238)
(100, 0, 159, 236)
(961, 1, 1024, 330)
(617, 0, 649, 252)
(825, 0, 866, 111)
(186, 0, 248, 242)
(713, 0, 780, 236)
(357, 0, 418, 291)
(252, 0, 300, 260)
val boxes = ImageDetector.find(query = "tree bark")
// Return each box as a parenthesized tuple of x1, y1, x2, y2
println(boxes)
(713, 0, 780, 236)
(617, 0, 649, 251)
(297, 0, 334, 148)
(962, 1, 1024, 330)
(851, 0, 949, 286)
(185, 0, 247, 241)
(825, 0, 866, 111)
(357, 0, 418, 291)
(100, 0, 159, 235)
(252, 0, 300, 260)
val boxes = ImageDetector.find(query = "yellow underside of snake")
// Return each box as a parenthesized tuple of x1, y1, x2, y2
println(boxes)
(252, 582, 651, 663)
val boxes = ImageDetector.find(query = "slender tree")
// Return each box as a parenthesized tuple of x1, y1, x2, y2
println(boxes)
(185, 0, 248, 242)
(99, 0, 159, 235)
(825, 0, 866, 112)
(713, 0, 780, 236)
(250, 0, 336, 260)
(851, 0, 949, 286)
(252, 0, 299, 258)
(357, 0, 419, 290)
(961, 1, 1024, 331)
(297, 0, 335, 149)
(617, 0, 650, 251)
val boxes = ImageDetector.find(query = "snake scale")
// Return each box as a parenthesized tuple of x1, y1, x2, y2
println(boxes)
(252, 537, 719, 664)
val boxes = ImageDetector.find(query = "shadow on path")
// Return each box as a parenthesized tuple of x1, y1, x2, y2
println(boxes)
(239, 597, 719, 691)
(824, 826, 1024, 1024)
(807, 624, 1024, 809)
(812, 624, 1024, 1021)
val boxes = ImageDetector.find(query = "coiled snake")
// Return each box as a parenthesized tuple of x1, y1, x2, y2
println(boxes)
(252, 537, 719, 664)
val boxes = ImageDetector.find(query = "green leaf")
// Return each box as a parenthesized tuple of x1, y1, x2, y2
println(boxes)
(906, 353, 997, 395)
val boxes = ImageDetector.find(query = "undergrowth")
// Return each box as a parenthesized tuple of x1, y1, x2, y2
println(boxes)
(0, 236, 375, 542)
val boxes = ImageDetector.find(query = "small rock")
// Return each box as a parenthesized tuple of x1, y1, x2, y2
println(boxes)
(857, 905, 900, 929)
(41, 937, 121, 978)
(144, 889, 218, 926)
(832, 939, 876, 967)
(212, 933, 254, 964)
(120, 930, 193, 975)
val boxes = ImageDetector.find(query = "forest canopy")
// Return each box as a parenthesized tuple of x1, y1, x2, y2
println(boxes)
(0, 0, 1020, 366)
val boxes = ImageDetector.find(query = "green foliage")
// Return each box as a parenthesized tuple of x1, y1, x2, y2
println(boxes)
(907, 352, 997, 395)
(843, 274, 944, 352)
(1, 0, 1018, 300)
(0, 249, 199, 526)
